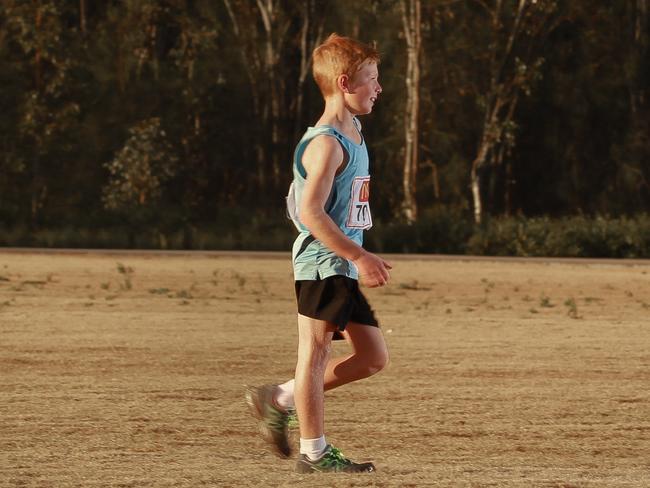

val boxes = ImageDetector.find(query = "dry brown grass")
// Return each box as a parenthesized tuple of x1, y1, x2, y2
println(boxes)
(1, 251, 649, 487)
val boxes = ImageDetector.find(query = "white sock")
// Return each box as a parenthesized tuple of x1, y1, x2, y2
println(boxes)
(300, 435, 327, 461)
(274, 380, 295, 410)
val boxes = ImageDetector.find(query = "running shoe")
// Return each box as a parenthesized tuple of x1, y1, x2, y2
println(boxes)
(245, 384, 293, 458)
(296, 445, 375, 473)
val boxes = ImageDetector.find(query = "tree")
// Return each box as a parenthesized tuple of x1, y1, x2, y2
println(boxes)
(400, 0, 422, 223)
(616, 0, 650, 209)
(103, 117, 178, 245)
(222, 0, 297, 196)
(2, 1, 80, 226)
(468, 0, 558, 223)
(293, 0, 327, 140)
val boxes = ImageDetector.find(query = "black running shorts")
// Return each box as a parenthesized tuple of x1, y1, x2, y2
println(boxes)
(294, 275, 379, 340)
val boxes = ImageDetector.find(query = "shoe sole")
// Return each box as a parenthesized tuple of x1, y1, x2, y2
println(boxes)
(296, 461, 376, 474)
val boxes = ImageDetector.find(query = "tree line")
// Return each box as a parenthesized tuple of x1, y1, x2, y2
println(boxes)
(0, 0, 648, 248)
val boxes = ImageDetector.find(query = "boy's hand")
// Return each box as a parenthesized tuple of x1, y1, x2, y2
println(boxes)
(353, 250, 392, 288)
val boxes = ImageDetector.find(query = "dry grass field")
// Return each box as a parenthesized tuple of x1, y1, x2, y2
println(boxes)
(1, 250, 649, 487)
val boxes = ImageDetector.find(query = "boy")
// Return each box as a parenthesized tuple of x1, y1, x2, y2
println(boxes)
(246, 33, 391, 474)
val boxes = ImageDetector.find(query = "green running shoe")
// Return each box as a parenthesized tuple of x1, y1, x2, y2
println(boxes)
(245, 384, 293, 458)
(296, 445, 375, 473)
(286, 410, 299, 429)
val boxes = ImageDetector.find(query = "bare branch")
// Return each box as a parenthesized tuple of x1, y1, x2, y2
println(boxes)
(223, 0, 240, 37)
(256, 0, 271, 35)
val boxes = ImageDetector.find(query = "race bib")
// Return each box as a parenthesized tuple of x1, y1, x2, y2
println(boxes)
(346, 176, 372, 229)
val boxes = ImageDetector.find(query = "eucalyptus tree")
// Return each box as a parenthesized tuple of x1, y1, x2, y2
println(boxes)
(400, 0, 422, 223)
(103, 117, 178, 245)
(222, 0, 301, 196)
(467, 0, 559, 223)
(1, 1, 80, 226)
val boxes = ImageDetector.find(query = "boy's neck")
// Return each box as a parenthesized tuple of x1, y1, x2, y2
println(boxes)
(316, 96, 357, 132)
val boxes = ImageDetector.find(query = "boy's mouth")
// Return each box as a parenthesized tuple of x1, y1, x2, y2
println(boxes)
(370, 96, 377, 104)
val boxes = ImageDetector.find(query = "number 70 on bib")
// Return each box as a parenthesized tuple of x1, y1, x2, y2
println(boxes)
(346, 176, 373, 230)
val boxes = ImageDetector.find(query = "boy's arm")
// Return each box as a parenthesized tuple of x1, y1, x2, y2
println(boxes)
(300, 135, 392, 287)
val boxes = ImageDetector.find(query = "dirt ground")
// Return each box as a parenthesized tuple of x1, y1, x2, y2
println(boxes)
(1, 250, 649, 487)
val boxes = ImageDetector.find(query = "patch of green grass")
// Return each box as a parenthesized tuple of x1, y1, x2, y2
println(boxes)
(583, 297, 602, 304)
(116, 262, 134, 290)
(100, 282, 110, 290)
(398, 280, 430, 291)
(149, 288, 170, 295)
(539, 294, 554, 308)
(564, 297, 580, 319)
(234, 273, 246, 289)
(175, 290, 192, 299)
(481, 278, 496, 292)
(21, 280, 47, 287)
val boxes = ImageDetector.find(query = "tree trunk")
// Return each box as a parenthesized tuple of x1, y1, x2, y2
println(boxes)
(401, 0, 421, 223)
(80, 0, 86, 35)
(631, 0, 648, 115)
(31, 4, 43, 227)
(504, 159, 513, 216)
(470, 141, 490, 224)
(468, 0, 550, 223)
(294, 0, 325, 141)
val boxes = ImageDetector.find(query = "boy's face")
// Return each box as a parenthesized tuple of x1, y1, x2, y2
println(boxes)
(343, 61, 382, 115)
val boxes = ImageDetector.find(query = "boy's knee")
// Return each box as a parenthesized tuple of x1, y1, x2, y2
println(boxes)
(365, 347, 389, 376)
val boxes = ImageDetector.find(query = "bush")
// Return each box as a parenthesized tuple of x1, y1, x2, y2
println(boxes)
(366, 207, 473, 254)
(1, 213, 649, 258)
(467, 214, 650, 258)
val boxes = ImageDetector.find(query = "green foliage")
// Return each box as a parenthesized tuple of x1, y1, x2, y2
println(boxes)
(564, 297, 579, 319)
(103, 118, 178, 213)
(2, 213, 649, 258)
(366, 207, 473, 254)
(0, 1, 648, 244)
(466, 214, 650, 258)
(116, 262, 134, 290)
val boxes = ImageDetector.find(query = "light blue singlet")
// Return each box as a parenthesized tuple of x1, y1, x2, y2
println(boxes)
(286, 120, 373, 281)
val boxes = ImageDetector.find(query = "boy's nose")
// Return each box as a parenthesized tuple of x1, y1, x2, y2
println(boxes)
(376, 82, 382, 93)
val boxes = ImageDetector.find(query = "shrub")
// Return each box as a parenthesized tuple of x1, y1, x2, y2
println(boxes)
(1, 212, 648, 258)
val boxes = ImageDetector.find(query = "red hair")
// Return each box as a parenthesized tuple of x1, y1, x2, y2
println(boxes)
(312, 33, 380, 97)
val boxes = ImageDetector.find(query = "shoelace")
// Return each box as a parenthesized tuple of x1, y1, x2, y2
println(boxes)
(323, 446, 352, 467)
(286, 408, 299, 428)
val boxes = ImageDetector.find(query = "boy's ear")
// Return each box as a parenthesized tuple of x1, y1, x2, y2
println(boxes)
(337, 74, 350, 93)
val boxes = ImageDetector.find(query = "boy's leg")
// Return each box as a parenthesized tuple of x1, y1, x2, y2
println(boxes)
(259, 322, 388, 414)
(294, 313, 335, 441)
(293, 316, 377, 473)
(323, 321, 389, 390)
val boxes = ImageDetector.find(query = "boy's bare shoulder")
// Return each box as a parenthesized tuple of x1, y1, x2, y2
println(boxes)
(302, 134, 344, 173)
